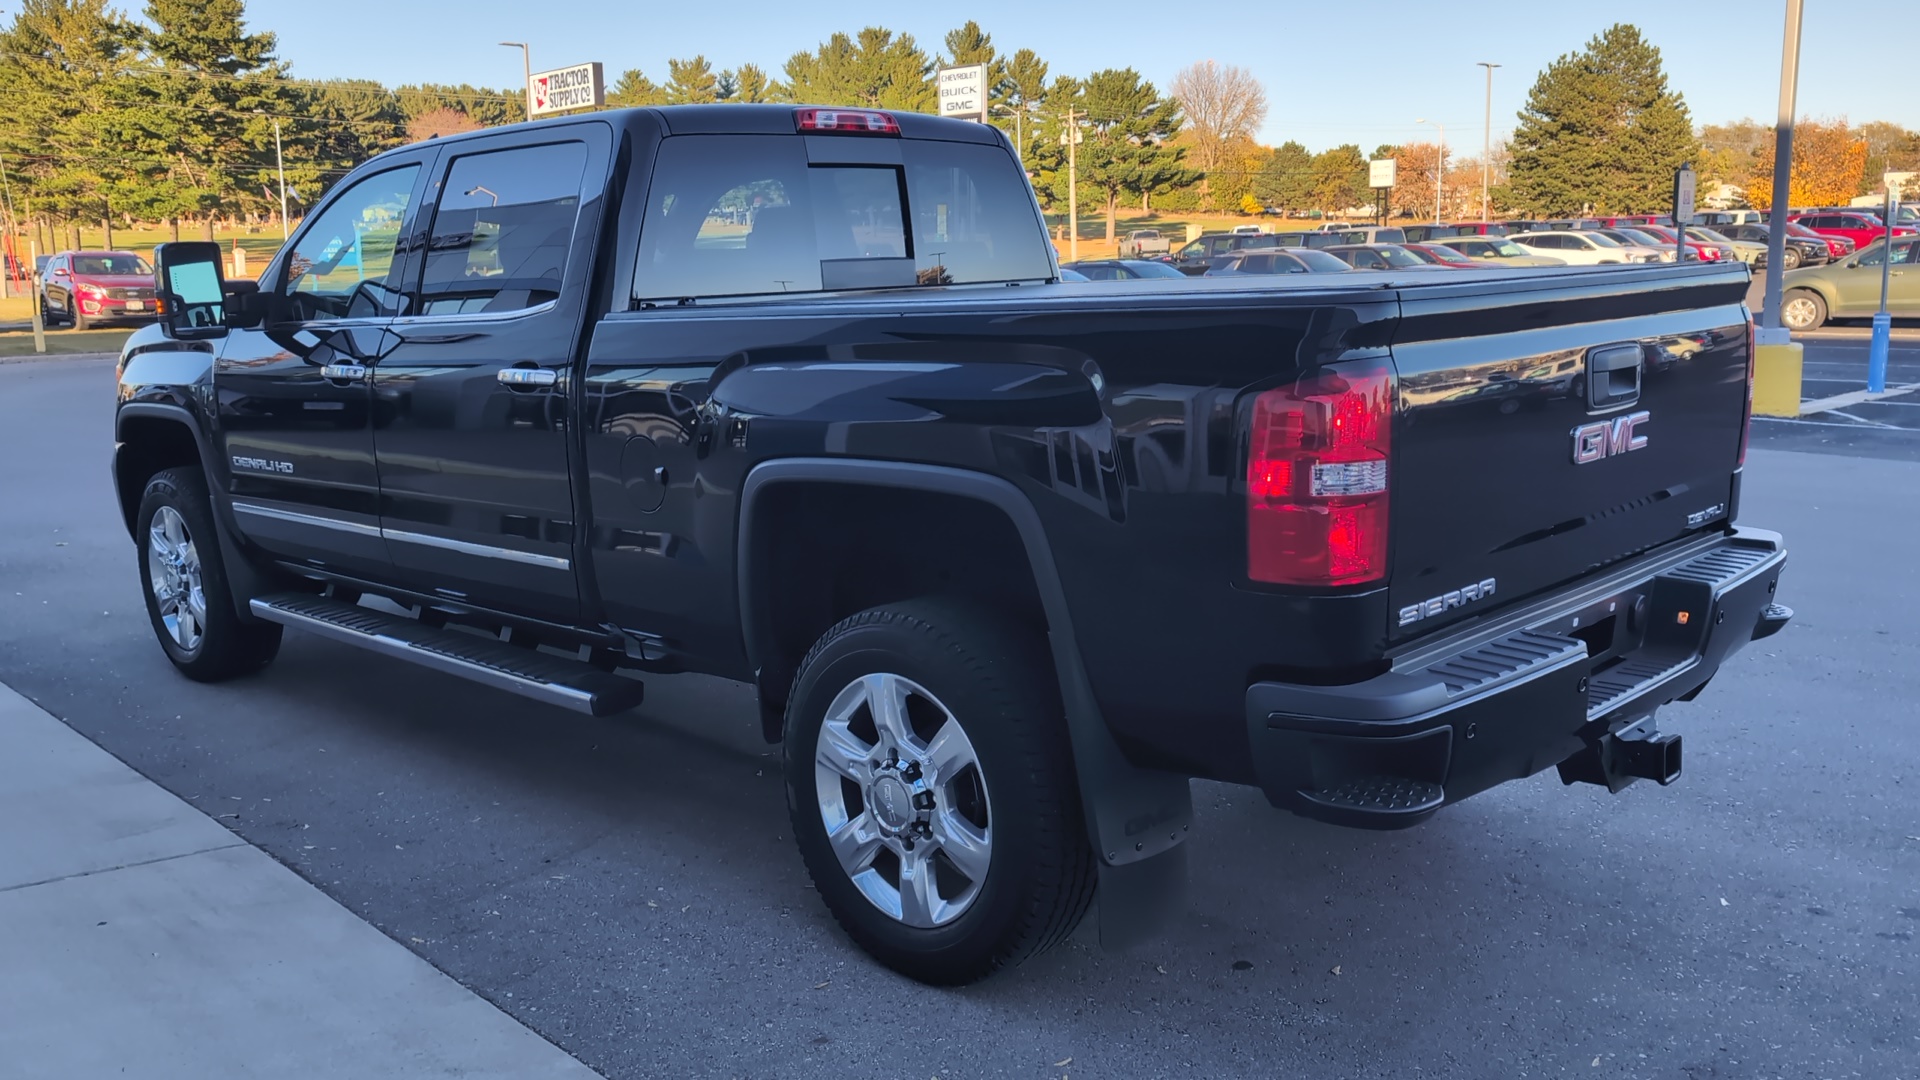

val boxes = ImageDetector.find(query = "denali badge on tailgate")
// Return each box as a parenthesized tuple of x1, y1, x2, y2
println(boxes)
(1572, 410, 1650, 464)
(1399, 578, 1498, 627)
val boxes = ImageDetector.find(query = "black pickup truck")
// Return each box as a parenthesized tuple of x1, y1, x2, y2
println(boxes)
(115, 104, 1790, 985)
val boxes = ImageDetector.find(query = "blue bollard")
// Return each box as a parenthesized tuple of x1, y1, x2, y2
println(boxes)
(1868, 312, 1890, 394)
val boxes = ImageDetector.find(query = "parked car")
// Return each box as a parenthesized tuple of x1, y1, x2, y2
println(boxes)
(1167, 231, 1324, 275)
(1327, 226, 1408, 245)
(1594, 228, 1677, 261)
(1790, 210, 1916, 253)
(114, 101, 1789, 987)
(39, 250, 160, 330)
(1694, 211, 1767, 228)
(1786, 220, 1853, 260)
(1539, 218, 1607, 231)
(1629, 225, 1723, 262)
(1059, 259, 1188, 281)
(1778, 235, 1920, 330)
(1400, 224, 1466, 243)
(1426, 235, 1568, 267)
(1229, 224, 1267, 236)
(1120, 229, 1172, 258)
(1262, 231, 1346, 251)
(1201, 247, 1352, 275)
(1400, 242, 1480, 267)
(1501, 219, 1547, 233)
(1057, 267, 1091, 281)
(1710, 223, 1828, 269)
(1685, 227, 1763, 266)
(1323, 244, 1452, 271)
(1510, 231, 1656, 265)
(1438, 221, 1511, 236)
(1596, 215, 1660, 227)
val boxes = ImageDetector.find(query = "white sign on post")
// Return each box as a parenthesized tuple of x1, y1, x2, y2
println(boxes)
(529, 62, 605, 118)
(1672, 164, 1698, 225)
(936, 64, 988, 122)
(1369, 158, 1396, 189)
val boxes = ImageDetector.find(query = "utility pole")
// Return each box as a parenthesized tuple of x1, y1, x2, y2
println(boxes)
(1416, 118, 1445, 223)
(501, 42, 532, 120)
(273, 119, 288, 240)
(1477, 62, 1500, 222)
(1062, 108, 1083, 262)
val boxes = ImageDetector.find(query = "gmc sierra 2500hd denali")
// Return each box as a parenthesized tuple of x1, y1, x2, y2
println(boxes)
(115, 105, 1791, 985)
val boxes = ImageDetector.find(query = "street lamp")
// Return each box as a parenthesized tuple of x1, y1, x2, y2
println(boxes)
(1416, 118, 1446, 224)
(1476, 62, 1500, 222)
(500, 42, 531, 120)
(991, 103, 1029, 165)
(252, 109, 289, 240)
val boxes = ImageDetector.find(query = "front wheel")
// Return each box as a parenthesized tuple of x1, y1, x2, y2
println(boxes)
(1781, 246, 1802, 270)
(1780, 289, 1827, 331)
(136, 466, 282, 681)
(783, 599, 1096, 985)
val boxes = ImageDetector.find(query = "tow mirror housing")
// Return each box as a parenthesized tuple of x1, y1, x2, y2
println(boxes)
(153, 241, 229, 340)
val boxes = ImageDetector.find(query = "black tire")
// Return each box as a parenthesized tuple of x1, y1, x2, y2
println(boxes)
(136, 466, 282, 681)
(1781, 288, 1828, 331)
(783, 598, 1096, 985)
(71, 307, 92, 331)
(1781, 246, 1802, 270)
(40, 295, 66, 328)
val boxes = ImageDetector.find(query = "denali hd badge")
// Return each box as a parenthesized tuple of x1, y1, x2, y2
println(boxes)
(1572, 411, 1649, 464)
(1399, 578, 1497, 627)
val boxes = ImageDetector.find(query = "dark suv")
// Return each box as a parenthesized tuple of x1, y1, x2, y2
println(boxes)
(41, 250, 160, 330)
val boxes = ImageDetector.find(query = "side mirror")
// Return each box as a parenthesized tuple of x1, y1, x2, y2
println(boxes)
(154, 242, 229, 340)
(52, 266, 69, 277)
(1845, 258, 1861, 269)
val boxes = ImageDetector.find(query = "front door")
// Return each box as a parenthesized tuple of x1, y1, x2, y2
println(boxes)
(371, 128, 608, 623)
(214, 154, 434, 579)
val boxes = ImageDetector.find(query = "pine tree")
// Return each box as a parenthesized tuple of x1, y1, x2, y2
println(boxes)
(725, 64, 772, 104)
(1252, 140, 1314, 214)
(779, 28, 934, 112)
(1508, 23, 1698, 216)
(0, 0, 142, 235)
(1076, 68, 1196, 241)
(666, 56, 722, 105)
(606, 70, 668, 108)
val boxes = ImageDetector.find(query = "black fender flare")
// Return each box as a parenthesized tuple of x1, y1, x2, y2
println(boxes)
(737, 458, 1191, 946)
(114, 402, 274, 623)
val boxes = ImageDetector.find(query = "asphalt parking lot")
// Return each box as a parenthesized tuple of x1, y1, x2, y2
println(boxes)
(3, 356, 1916, 1080)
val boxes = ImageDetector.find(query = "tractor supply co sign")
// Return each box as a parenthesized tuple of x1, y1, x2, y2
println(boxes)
(937, 64, 988, 122)
(529, 62, 605, 118)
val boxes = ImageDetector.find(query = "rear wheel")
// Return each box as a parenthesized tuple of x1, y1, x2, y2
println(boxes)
(136, 466, 282, 681)
(1780, 289, 1827, 331)
(783, 598, 1095, 985)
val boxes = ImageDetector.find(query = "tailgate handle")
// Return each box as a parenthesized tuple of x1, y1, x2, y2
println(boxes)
(1587, 344, 1643, 409)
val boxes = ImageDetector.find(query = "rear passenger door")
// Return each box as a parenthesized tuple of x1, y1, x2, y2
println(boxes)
(369, 125, 611, 622)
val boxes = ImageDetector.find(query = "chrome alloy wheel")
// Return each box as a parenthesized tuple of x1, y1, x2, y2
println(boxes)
(147, 505, 207, 651)
(1781, 294, 1820, 330)
(813, 673, 992, 928)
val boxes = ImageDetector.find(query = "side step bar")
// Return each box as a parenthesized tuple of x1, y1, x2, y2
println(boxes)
(249, 592, 645, 717)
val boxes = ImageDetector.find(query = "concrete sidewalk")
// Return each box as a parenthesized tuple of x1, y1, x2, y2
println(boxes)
(0, 682, 603, 1079)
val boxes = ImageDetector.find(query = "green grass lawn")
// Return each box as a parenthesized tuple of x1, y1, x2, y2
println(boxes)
(0, 328, 132, 358)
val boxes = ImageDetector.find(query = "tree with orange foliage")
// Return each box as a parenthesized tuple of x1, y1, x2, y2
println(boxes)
(1747, 119, 1867, 210)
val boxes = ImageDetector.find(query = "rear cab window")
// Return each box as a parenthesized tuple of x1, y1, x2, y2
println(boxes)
(633, 135, 1052, 303)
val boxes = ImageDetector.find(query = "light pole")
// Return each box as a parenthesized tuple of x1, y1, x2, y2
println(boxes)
(1062, 109, 1083, 262)
(501, 42, 531, 120)
(992, 104, 1027, 165)
(1416, 118, 1445, 224)
(252, 110, 289, 240)
(1759, 2, 1802, 333)
(1476, 62, 1500, 222)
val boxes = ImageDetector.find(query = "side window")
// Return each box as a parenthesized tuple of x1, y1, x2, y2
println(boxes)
(1240, 253, 1273, 273)
(416, 142, 589, 316)
(279, 164, 420, 322)
(1079, 265, 1120, 281)
(1894, 241, 1917, 265)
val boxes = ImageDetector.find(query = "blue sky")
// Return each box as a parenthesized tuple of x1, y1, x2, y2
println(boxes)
(244, 0, 1914, 153)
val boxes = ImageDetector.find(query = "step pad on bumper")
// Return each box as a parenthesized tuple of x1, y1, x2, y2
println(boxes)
(249, 592, 645, 717)
(1298, 775, 1445, 826)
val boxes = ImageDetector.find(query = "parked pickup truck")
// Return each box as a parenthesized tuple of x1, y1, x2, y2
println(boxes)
(1119, 228, 1171, 259)
(116, 104, 1791, 986)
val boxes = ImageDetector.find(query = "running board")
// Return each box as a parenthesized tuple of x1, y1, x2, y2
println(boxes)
(249, 592, 645, 717)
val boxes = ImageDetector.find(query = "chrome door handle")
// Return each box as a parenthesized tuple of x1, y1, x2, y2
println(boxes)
(319, 363, 368, 380)
(497, 367, 558, 388)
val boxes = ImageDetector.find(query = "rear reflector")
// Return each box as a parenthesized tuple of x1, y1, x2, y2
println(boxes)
(1247, 358, 1393, 586)
(794, 108, 900, 135)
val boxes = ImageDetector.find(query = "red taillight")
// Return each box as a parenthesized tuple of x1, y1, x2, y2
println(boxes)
(1739, 310, 1756, 467)
(793, 108, 900, 135)
(1247, 358, 1393, 586)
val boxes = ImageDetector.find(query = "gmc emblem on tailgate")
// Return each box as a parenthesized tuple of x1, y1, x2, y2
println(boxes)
(1572, 410, 1650, 464)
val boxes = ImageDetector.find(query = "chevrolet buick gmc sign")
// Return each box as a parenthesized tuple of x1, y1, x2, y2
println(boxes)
(529, 62, 605, 118)
(937, 64, 988, 122)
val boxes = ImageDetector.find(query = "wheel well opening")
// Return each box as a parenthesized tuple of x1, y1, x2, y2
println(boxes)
(116, 417, 203, 535)
(748, 483, 1050, 742)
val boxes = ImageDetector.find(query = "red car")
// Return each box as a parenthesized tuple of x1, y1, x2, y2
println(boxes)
(39, 250, 160, 330)
(1786, 220, 1853, 259)
(1789, 210, 1914, 253)
(1631, 225, 1721, 261)
(1401, 242, 1479, 267)
(1596, 214, 1674, 228)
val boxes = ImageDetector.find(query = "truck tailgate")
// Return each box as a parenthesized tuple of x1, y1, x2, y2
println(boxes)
(1386, 267, 1752, 640)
